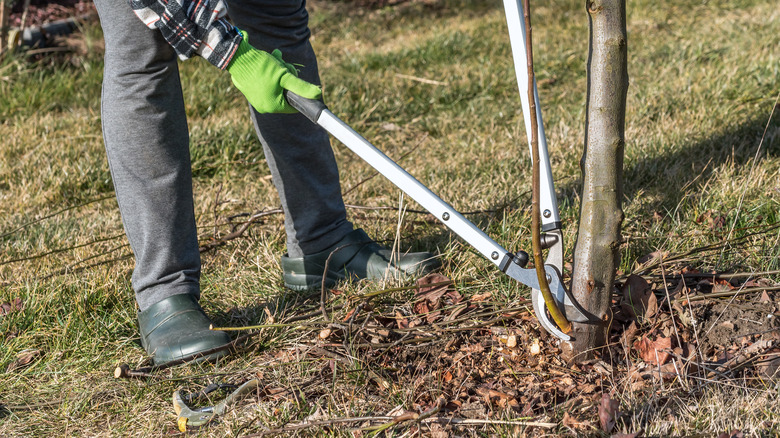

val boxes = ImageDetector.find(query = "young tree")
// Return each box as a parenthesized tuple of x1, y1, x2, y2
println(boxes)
(562, 0, 628, 360)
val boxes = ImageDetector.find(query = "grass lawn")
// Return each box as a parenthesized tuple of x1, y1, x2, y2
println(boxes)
(1, 0, 779, 436)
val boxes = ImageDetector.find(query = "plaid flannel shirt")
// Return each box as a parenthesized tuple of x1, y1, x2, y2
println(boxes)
(128, 0, 242, 70)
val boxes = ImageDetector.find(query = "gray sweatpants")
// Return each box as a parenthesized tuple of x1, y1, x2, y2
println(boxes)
(95, 0, 353, 311)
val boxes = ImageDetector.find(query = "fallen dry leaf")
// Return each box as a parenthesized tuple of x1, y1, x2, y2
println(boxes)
(621, 275, 657, 321)
(634, 250, 669, 270)
(562, 411, 591, 430)
(414, 273, 455, 323)
(713, 278, 735, 293)
(598, 393, 620, 433)
(755, 350, 780, 378)
(633, 335, 673, 365)
(416, 273, 452, 298)
(470, 291, 492, 302)
(7, 349, 41, 372)
(621, 321, 640, 347)
(395, 310, 409, 329)
(697, 210, 726, 230)
(0, 298, 23, 317)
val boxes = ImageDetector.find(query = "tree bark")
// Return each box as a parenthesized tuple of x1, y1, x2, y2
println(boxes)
(562, 0, 627, 361)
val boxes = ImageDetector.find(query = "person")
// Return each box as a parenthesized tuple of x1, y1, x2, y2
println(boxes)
(94, 0, 440, 366)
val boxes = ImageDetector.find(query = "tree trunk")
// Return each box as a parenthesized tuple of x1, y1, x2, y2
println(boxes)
(562, 0, 628, 361)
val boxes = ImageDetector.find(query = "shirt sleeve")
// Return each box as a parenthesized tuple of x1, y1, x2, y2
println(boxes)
(128, 0, 242, 70)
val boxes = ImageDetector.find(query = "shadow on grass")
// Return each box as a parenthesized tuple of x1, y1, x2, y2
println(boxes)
(557, 110, 779, 217)
(624, 111, 779, 208)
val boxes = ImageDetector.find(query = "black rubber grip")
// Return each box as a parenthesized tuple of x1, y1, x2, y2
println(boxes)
(541, 221, 562, 232)
(284, 91, 327, 123)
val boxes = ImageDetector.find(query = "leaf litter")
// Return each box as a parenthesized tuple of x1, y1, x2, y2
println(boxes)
(97, 260, 777, 436)
(114, 263, 777, 436)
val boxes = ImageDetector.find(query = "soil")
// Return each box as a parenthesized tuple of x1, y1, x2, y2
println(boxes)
(693, 294, 779, 358)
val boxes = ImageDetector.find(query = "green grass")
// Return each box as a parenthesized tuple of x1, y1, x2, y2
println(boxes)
(2, 0, 780, 436)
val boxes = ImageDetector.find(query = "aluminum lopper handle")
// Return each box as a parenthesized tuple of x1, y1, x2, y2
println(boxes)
(285, 91, 587, 340)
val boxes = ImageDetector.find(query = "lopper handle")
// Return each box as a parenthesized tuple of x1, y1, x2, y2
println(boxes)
(284, 90, 328, 123)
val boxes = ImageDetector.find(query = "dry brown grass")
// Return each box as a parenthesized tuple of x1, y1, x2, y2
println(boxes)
(1, 0, 779, 436)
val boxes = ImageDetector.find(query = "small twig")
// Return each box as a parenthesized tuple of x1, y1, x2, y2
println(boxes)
(241, 416, 394, 437)
(706, 340, 779, 380)
(113, 331, 261, 378)
(19, 0, 31, 42)
(199, 208, 283, 253)
(213, 183, 223, 241)
(1, 250, 132, 287)
(524, 0, 570, 334)
(345, 204, 501, 226)
(345, 302, 365, 332)
(0, 233, 126, 266)
(422, 416, 556, 428)
(113, 363, 160, 379)
(324, 335, 437, 349)
(282, 304, 345, 324)
(676, 285, 780, 303)
(346, 204, 430, 215)
(0, 1, 10, 58)
(209, 322, 310, 332)
(319, 240, 375, 319)
(633, 222, 780, 275)
(308, 347, 390, 390)
(0, 399, 67, 412)
(394, 73, 449, 86)
(25, 47, 73, 55)
(0, 195, 114, 240)
(365, 396, 446, 436)
(243, 414, 557, 437)
(354, 280, 453, 300)
(638, 269, 780, 281)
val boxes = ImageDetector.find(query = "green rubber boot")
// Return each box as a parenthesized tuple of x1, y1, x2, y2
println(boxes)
(281, 228, 440, 291)
(138, 294, 231, 366)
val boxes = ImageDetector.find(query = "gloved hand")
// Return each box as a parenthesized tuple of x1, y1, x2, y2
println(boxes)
(227, 30, 322, 114)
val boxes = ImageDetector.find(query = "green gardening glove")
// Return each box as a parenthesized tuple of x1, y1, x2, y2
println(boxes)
(227, 30, 322, 114)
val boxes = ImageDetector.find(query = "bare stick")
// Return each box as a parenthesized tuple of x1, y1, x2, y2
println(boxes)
(0, 195, 115, 240)
(0, 233, 126, 266)
(199, 208, 283, 253)
(422, 417, 556, 428)
(394, 73, 448, 86)
(113, 363, 160, 379)
(676, 285, 780, 303)
(523, 0, 571, 333)
(19, 0, 31, 41)
(113, 331, 261, 378)
(241, 416, 394, 437)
